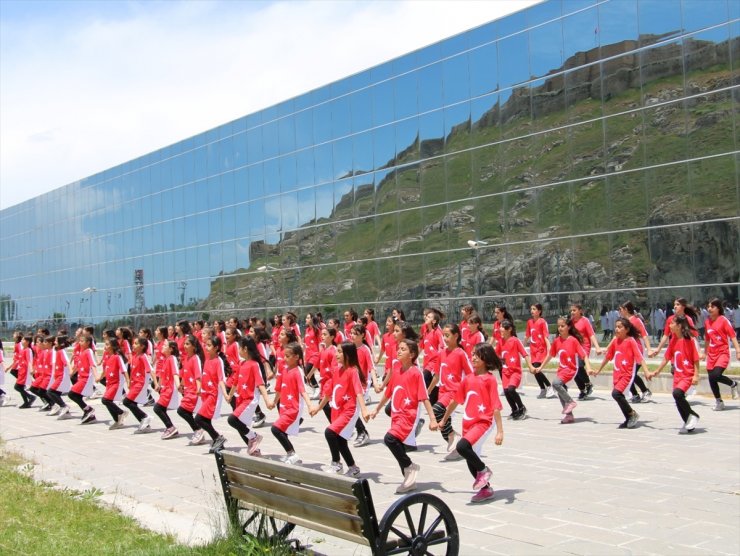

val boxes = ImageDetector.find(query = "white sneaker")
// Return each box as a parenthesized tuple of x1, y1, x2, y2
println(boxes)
(353, 431, 369, 447)
(446, 431, 457, 452)
(444, 449, 462, 461)
(0, 394, 7, 406)
(284, 453, 302, 465)
(247, 433, 263, 456)
(189, 430, 207, 445)
(685, 414, 699, 430)
(396, 463, 419, 493)
(345, 465, 361, 477)
(89, 388, 102, 400)
(323, 461, 343, 474)
(546, 386, 556, 398)
(641, 390, 653, 402)
(731, 381, 738, 400)
(138, 416, 151, 431)
(686, 386, 696, 398)
(712, 399, 725, 411)
(49, 405, 61, 416)
(117, 411, 129, 426)
(57, 406, 71, 420)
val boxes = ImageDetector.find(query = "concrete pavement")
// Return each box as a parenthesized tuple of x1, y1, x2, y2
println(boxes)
(1, 379, 738, 555)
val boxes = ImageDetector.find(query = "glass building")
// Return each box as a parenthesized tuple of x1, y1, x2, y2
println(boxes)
(1, 0, 738, 333)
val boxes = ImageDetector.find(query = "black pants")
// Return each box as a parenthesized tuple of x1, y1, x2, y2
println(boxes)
(177, 406, 199, 431)
(707, 367, 734, 399)
(384, 432, 411, 473)
(355, 417, 367, 435)
(228, 414, 250, 445)
(612, 388, 633, 420)
(532, 362, 551, 388)
(153, 403, 173, 428)
(673, 388, 699, 422)
(325, 428, 355, 466)
(122, 397, 147, 422)
(456, 438, 485, 478)
(14, 383, 32, 404)
(46, 388, 67, 407)
(29, 386, 52, 405)
(574, 361, 591, 392)
(194, 414, 219, 440)
(304, 363, 318, 388)
(68, 391, 91, 411)
(423, 369, 438, 406)
(271, 424, 294, 453)
(102, 397, 124, 420)
(322, 404, 332, 422)
(504, 386, 524, 413)
(432, 402, 452, 441)
(629, 364, 650, 396)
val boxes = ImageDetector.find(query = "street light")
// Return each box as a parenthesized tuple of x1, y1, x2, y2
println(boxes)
(83, 287, 97, 318)
(257, 265, 278, 272)
(467, 240, 488, 249)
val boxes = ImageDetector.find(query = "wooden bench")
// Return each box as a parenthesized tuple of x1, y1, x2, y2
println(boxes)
(214, 451, 459, 555)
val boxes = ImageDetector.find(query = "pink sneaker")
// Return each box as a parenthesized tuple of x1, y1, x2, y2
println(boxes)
(247, 433, 263, 456)
(472, 467, 492, 490)
(560, 413, 575, 424)
(471, 486, 495, 503)
(562, 401, 577, 415)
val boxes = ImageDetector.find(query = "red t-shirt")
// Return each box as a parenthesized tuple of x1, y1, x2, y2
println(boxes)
(380, 332, 397, 371)
(526, 318, 550, 362)
(436, 346, 472, 406)
(605, 336, 643, 380)
(327, 365, 364, 434)
(454, 372, 502, 437)
(549, 336, 586, 382)
(704, 315, 736, 369)
(497, 336, 528, 374)
(234, 359, 264, 412)
(318, 344, 337, 399)
(385, 363, 427, 440)
(421, 327, 444, 372)
(465, 330, 485, 358)
(572, 317, 595, 353)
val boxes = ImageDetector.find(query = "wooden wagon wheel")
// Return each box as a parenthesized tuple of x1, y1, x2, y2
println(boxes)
(377, 493, 459, 556)
(240, 508, 296, 544)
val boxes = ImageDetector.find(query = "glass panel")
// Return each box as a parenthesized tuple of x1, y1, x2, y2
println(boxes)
(688, 154, 737, 218)
(470, 93, 500, 148)
(353, 131, 374, 175)
(315, 181, 334, 222)
(280, 155, 297, 193)
(375, 168, 398, 214)
(373, 125, 395, 171)
(295, 108, 314, 150)
(682, 0, 729, 35)
(562, 5, 599, 64)
(278, 115, 296, 155)
(248, 163, 264, 199)
(297, 187, 315, 227)
(418, 110, 444, 159)
(498, 33, 530, 89)
(333, 178, 354, 221)
(372, 80, 395, 127)
(331, 96, 351, 139)
(444, 102, 470, 153)
(333, 136, 353, 180)
(394, 71, 418, 120)
(598, 0, 638, 46)
(350, 88, 373, 134)
(468, 42, 498, 98)
(314, 142, 334, 184)
(529, 19, 564, 81)
(295, 149, 315, 188)
(443, 54, 470, 105)
(395, 117, 419, 165)
(418, 63, 443, 113)
(354, 175, 374, 218)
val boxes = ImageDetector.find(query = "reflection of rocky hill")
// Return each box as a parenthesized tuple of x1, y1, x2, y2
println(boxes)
(205, 35, 739, 313)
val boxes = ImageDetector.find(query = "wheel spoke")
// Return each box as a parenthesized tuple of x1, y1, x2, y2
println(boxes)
(422, 514, 444, 539)
(417, 503, 428, 535)
(390, 526, 412, 545)
(426, 535, 453, 546)
(386, 546, 414, 556)
(403, 507, 417, 537)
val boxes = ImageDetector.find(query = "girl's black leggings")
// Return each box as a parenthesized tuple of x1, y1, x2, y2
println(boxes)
(612, 388, 633, 420)
(29, 386, 52, 405)
(629, 364, 650, 396)
(227, 414, 251, 444)
(532, 363, 551, 388)
(46, 388, 67, 407)
(177, 406, 199, 431)
(102, 397, 124, 420)
(325, 428, 355, 466)
(504, 386, 524, 412)
(122, 397, 147, 422)
(14, 383, 32, 404)
(707, 367, 734, 398)
(271, 424, 294, 453)
(432, 402, 453, 440)
(457, 437, 485, 478)
(153, 403, 173, 428)
(673, 388, 699, 422)
(384, 432, 411, 474)
(194, 414, 220, 440)
(68, 391, 89, 411)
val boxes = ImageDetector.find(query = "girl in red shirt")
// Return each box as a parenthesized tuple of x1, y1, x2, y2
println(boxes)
(349, 323, 377, 447)
(196, 336, 230, 453)
(68, 335, 97, 422)
(440, 342, 504, 504)
(30, 336, 55, 411)
(375, 317, 397, 384)
(591, 318, 649, 429)
(702, 298, 739, 410)
(465, 315, 486, 358)
(429, 323, 473, 455)
(303, 314, 322, 394)
(618, 301, 653, 403)
(497, 320, 534, 420)
(311, 342, 368, 476)
(420, 308, 444, 406)
(539, 317, 593, 424)
(369, 339, 438, 494)
(227, 336, 270, 455)
(647, 315, 701, 433)
(525, 304, 553, 398)
(47, 335, 72, 417)
(268, 342, 315, 465)
(318, 327, 338, 422)
(123, 338, 154, 433)
(152, 340, 181, 439)
(178, 336, 206, 445)
(15, 335, 36, 408)
(100, 338, 129, 429)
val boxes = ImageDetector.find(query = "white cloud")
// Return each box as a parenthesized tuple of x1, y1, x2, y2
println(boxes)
(0, 0, 541, 210)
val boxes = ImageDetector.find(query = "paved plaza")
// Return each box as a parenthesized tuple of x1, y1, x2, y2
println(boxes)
(1, 376, 738, 555)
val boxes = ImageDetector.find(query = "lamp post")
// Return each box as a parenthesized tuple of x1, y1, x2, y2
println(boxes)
(83, 287, 97, 319)
(467, 240, 488, 299)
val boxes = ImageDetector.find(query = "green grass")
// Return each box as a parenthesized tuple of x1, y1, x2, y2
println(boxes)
(0, 446, 292, 556)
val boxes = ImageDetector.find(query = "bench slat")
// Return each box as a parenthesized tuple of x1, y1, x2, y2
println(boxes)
(222, 452, 357, 495)
(225, 467, 360, 515)
(231, 483, 370, 546)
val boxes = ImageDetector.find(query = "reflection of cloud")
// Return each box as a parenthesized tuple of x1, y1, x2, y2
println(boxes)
(0, 0, 540, 210)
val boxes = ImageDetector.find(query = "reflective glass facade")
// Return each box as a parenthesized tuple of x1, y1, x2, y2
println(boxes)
(1, 0, 738, 332)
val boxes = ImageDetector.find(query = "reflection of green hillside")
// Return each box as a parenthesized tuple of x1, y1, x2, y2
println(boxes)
(206, 37, 738, 311)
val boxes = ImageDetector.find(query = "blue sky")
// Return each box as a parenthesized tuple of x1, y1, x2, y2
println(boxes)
(0, 0, 540, 209)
